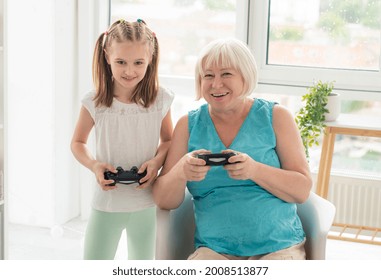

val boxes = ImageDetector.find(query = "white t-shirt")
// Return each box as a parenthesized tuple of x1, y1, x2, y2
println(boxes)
(82, 86, 174, 212)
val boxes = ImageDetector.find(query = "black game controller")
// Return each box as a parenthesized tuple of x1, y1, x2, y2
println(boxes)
(104, 166, 147, 186)
(196, 152, 237, 166)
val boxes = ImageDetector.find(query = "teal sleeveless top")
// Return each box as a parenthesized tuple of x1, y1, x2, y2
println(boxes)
(187, 99, 305, 256)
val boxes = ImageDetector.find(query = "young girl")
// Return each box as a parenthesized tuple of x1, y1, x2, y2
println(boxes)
(71, 19, 174, 260)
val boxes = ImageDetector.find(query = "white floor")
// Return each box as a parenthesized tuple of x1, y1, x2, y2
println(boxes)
(6, 216, 381, 260)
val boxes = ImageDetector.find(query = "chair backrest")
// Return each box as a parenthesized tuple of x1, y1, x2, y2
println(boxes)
(156, 191, 335, 260)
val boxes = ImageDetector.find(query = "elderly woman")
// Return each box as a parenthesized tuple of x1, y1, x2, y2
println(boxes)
(153, 38, 312, 260)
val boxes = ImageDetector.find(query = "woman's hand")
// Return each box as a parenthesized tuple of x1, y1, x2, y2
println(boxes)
(91, 161, 118, 191)
(179, 149, 211, 182)
(223, 149, 258, 181)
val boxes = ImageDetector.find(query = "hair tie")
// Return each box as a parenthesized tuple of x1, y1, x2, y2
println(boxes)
(119, 19, 125, 24)
(137, 18, 146, 24)
(104, 31, 108, 36)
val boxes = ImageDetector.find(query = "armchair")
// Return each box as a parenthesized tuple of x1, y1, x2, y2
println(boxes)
(155, 190, 336, 260)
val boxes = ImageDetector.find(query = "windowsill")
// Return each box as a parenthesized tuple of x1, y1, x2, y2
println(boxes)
(324, 113, 381, 131)
(311, 168, 381, 181)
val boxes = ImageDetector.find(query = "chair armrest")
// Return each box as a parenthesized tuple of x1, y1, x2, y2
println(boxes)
(155, 191, 195, 260)
(297, 192, 336, 260)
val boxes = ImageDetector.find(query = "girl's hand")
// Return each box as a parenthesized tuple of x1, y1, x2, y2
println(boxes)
(223, 149, 258, 181)
(135, 159, 161, 189)
(179, 149, 211, 182)
(91, 161, 118, 191)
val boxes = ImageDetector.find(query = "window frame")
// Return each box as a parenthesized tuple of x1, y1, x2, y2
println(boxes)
(106, 0, 381, 101)
(108, 0, 250, 99)
(248, 0, 381, 101)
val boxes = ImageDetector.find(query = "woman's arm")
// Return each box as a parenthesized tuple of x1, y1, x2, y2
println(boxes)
(225, 105, 312, 203)
(152, 115, 210, 210)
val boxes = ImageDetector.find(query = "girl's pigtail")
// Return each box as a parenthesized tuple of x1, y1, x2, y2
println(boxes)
(92, 31, 113, 107)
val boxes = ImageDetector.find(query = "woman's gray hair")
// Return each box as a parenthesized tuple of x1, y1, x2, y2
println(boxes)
(195, 38, 258, 100)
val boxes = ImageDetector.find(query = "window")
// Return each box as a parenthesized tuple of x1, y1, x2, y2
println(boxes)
(111, 0, 248, 121)
(110, 0, 381, 177)
(249, 0, 381, 99)
(250, 0, 381, 176)
(111, 0, 245, 77)
(268, 0, 380, 71)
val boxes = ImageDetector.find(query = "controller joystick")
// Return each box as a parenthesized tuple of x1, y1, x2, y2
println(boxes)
(196, 152, 237, 166)
(104, 166, 147, 186)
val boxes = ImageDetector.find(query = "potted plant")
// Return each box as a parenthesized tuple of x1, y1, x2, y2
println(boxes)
(295, 80, 340, 158)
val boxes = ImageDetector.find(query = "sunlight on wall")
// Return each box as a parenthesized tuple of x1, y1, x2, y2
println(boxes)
(7, 0, 79, 227)
(7, 0, 55, 226)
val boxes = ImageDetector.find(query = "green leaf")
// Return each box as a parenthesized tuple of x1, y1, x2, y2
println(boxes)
(295, 80, 335, 158)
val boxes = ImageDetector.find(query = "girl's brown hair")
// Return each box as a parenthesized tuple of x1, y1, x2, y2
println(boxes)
(92, 19, 159, 108)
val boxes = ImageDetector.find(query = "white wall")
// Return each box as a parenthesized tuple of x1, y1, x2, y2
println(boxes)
(7, 0, 79, 227)
(53, 0, 79, 225)
(76, 0, 109, 220)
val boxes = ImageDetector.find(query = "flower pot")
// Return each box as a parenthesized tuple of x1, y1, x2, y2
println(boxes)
(325, 93, 341, 121)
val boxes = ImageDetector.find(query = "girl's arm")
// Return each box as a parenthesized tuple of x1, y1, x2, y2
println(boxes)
(224, 105, 312, 203)
(152, 115, 210, 210)
(70, 106, 116, 189)
(156, 109, 174, 163)
(140, 109, 173, 173)
(137, 109, 173, 188)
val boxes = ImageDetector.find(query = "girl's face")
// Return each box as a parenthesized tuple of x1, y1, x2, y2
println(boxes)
(105, 40, 151, 96)
(200, 64, 245, 111)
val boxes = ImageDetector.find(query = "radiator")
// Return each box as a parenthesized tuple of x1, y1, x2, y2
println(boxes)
(313, 173, 381, 228)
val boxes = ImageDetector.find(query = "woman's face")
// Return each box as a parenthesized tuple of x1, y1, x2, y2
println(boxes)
(105, 40, 151, 96)
(200, 64, 245, 110)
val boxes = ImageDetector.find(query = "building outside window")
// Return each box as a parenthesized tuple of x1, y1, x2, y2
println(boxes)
(262, 0, 381, 176)
(268, 0, 380, 71)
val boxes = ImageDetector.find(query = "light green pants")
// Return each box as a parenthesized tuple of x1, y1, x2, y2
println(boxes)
(83, 207, 156, 260)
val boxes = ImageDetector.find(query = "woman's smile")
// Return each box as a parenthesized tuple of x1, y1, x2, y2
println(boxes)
(211, 92, 229, 98)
